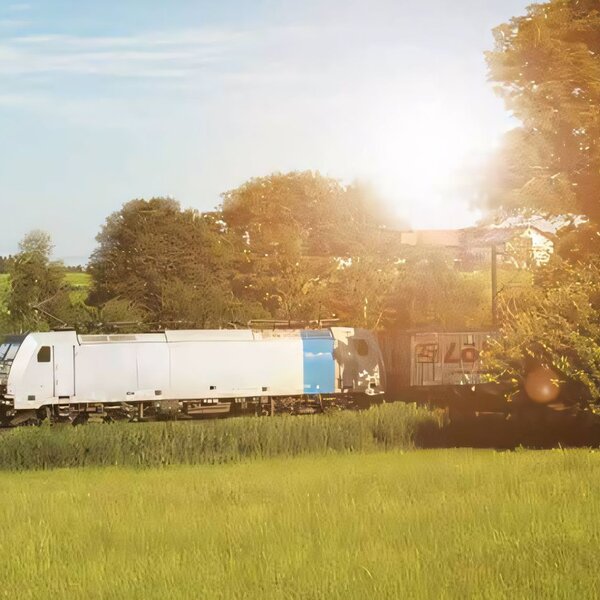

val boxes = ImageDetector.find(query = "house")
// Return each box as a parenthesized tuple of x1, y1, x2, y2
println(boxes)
(467, 225, 555, 268)
(394, 225, 555, 269)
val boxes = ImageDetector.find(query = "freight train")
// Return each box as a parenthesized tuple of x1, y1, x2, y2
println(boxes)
(0, 328, 384, 426)
(0, 327, 565, 427)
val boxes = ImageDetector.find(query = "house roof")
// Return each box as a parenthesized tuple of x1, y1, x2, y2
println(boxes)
(399, 229, 465, 247)
(391, 225, 556, 249)
(466, 226, 556, 247)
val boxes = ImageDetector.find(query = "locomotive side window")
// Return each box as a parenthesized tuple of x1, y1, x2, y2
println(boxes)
(37, 346, 51, 363)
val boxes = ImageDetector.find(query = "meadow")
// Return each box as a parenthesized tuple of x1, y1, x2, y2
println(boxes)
(0, 272, 91, 307)
(1, 449, 599, 599)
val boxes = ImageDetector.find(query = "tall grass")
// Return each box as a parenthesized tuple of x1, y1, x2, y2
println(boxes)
(0, 402, 442, 470)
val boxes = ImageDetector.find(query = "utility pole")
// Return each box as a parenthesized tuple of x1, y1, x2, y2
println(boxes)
(491, 244, 498, 327)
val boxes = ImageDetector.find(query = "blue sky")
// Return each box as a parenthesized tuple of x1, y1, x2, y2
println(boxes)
(0, 0, 529, 263)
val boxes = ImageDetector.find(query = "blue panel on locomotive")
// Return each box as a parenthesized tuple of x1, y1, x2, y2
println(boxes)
(301, 330, 335, 394)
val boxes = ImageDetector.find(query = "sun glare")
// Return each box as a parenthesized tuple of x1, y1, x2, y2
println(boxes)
(365, 97, 487, 230)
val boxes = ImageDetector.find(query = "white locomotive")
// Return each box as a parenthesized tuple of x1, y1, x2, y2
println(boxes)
(0, 327, 384, 425)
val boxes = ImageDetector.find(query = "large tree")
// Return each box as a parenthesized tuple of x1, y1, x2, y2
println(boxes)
(221, 172, 397, 321)
(485, 1, 600, 225)
(222, 172, 392, 257)
(483, 1, 600, 403)
(88, 198, 255, 329)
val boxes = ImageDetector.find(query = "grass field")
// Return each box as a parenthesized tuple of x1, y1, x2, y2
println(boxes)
(0, 271, 90, 287)
(64, 272, 91, 287)
(1, 449, 598, 599)
(0, 272, 91, 306)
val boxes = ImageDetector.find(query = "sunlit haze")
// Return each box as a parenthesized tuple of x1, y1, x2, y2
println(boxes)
(0, 0, 529, 262)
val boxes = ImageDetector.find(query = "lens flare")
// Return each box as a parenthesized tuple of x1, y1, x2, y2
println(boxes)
(524, 366, 560, 404)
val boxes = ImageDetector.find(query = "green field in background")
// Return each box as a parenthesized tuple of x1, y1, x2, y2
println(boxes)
(64, 272, 91, 287)
(1, 449, 598, 600)
(0, 272, 91, 306)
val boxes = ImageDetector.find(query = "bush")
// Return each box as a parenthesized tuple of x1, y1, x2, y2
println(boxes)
(483, 260, 600, 404)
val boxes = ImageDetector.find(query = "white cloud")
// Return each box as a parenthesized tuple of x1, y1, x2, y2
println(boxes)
(7, 3, 31, 12)
(6, 2, 33, 13)
(0, 92, 42, 108)
(0, 18, 29, 29)
(0, 28, 248, 78)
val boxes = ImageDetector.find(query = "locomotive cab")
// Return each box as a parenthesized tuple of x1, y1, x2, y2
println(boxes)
(331, 327, 385, 396)
(0, 335, 26, 397)
(4, 331, 78, 410)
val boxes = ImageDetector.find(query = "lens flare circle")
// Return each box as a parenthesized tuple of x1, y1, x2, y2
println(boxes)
(524, 366, 560, 404)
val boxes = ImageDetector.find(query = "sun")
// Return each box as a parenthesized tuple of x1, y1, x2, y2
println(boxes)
(364, 97, 488, 230)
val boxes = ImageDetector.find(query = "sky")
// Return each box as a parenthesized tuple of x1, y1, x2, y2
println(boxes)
(0, 0, 530, 264)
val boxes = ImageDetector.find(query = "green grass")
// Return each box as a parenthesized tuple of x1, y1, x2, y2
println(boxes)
(0, 272, 91, 307)
(1, 449, 599, 599)
(64, 271, 91, 303)
(64, 271, 91, 288)
(0, 403, 441, 470)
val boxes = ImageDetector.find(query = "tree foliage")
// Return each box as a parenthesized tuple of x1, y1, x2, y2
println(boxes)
(485, 0, 600, 223)
(0, 255, 13, 274)
(484, 260, 600, 403)
(482, 1, 600, 402)
(88, 198, 252, 329)
(221, 172, 399, 322)
(222, 173, 393, 257)
(6, 231, 69, 332)
(329, 247, 492, 331)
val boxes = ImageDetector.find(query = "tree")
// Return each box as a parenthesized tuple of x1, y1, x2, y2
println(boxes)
(221, 172, 397, 321)
(482, 2, 600, 402)
(484, 1, 600, 225)
(484, 260, 600, 405)
(330, 255, 399, 329)
(6, 231, 68, 332)
(92, 298, 148, 333)
(0, 255, 13, 274)
(88, 198, 250, 329)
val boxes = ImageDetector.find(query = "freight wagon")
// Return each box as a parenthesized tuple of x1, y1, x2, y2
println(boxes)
(378, 330, 509, 414)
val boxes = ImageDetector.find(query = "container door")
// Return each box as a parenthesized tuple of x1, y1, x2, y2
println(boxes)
(53, 344, 75, 397)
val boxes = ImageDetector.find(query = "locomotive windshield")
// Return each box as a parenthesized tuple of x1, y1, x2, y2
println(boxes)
(0, 335, 25, 381)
